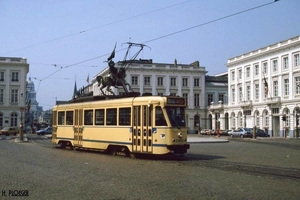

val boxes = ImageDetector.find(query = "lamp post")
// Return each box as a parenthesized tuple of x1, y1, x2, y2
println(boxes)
(296, 113, 299, 138)
(19, 93, 25, 141)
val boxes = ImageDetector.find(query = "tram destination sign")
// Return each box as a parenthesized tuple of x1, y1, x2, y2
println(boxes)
(167, 97, 185, 105)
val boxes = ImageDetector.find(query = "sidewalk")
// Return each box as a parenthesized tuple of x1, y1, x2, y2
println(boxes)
(187, 134, 229, 143)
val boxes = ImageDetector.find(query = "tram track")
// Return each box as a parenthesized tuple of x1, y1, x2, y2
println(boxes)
(184, 155, 300, 181)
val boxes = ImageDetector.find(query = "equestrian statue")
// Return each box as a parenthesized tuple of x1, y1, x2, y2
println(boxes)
(96, 42, 150, 96)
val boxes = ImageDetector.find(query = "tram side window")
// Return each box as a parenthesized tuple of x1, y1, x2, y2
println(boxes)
(66, 111, 73, 125)
(106, 108, 117, 125)
(58, 111, 65, 125)
(95, 109, 104, 125)
(119, 107, 131, 126)
(84, 110, 93, 125)
(155, 106, 167, 126)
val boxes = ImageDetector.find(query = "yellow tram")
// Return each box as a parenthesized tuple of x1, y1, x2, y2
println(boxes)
(52, 95, 190, 157)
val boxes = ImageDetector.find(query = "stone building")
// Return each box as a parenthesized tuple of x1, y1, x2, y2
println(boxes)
(210, 35, 300, 138)
(86, 59, 228, 133)
(0, 57, 29, 129)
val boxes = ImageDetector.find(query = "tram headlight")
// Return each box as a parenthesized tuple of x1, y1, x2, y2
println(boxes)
(178, 132, 183, 138)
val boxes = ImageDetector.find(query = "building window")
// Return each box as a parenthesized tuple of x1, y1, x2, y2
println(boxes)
(182, 78, 188, 87)
(231, 71, 235, 81)
(283, 57, 289, 69)
(10, 113, 18, 127)
(265, 115, 269, 127)
(296, 77, 300, 94)
(219, 94, 224, 103)
(144, 76, 150, 86)
(208, 94, 213, 105)
(273, 81, 278, 97)
(157, 92, 163, 96)
(272, 59, 278, 72)
(0, 89, 3, 103)
(284, 79, 289, 96)
(194, 94, 200, 107)
(170, 77, 176, 86)
(183, 93, 188, 106)
(0, 72, 4, 81)
(256, 112, 260, 127)
(194, 78, 200, 87)
(11, 72, 19, 82)
(170, 93, 176, 96)
(263, 62, 268, 74)
(246, 67, 250, 78)
(157, 77, 163, 86)
(232, 88, 235, 103)
(255, 84, 259, 100)
(254, 65, 259, 76)
(238, 69, 242, 80)
(246, 85, 250, 100)
(294, 53, 300, 67)
(131, 76, 138, 85)
(11, 89, 18, 103)
(239, 87, 243, 102)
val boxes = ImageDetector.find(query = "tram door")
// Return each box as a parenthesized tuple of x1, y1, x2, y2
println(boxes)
(74, 109, 83, 147)
(132, 105, 153, 153)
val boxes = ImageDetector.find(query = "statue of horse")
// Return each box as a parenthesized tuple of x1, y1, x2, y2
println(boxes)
(96, 66, 132, 96)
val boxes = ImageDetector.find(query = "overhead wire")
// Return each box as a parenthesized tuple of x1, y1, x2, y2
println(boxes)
(23, 0, 279, 96)
(1, 0, 194, 55)
(62, 0, 279, 71)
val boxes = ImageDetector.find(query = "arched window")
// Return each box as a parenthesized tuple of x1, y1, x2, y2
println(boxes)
(231, 113, 236, 129)
(238, 112, 243, 127)
(263, 110, 269, 128)
(10, 113, 18, 127)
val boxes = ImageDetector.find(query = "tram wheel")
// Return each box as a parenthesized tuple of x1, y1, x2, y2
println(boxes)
(60, 142, 66, 149)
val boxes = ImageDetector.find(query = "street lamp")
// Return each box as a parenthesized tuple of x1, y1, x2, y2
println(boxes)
(19, 92, 25, 141)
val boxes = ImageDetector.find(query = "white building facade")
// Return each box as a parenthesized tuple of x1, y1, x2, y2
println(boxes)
(223, 35, 300, 138)
(0, 57, 29, 129)
(89, 60, 213, 133)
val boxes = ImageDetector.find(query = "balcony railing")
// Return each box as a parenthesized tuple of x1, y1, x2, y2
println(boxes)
(209, 101, 224, 111)
(264, 97, 281, 105)
(239, 100, 252, 107)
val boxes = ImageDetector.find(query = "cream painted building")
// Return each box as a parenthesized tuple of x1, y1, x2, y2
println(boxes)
(87, 59, 215, 133)
(0, 57, 29, 129)
(209, 35, 300, 138)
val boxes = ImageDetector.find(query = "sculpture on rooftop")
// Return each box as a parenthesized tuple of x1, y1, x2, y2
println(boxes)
(96, 42, 150, 96)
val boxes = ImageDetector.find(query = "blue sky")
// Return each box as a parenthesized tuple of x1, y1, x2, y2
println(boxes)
(1, 0, 299, 110)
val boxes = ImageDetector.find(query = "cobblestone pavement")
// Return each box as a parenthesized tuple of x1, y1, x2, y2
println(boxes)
(0, 134, 299, 200)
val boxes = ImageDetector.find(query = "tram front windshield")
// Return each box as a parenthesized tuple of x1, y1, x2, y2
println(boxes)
(166, 107, 186, 127)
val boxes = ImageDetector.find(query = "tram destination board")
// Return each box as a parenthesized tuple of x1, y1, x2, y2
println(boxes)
(166, 97, 185, 105)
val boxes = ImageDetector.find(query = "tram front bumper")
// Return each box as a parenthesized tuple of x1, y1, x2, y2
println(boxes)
(167, 144, 190, 154)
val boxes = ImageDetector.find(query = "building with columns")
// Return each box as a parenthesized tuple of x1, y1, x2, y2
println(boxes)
(209, 35, 300, 138)
(0, 57, 29, 129)
(85, 59, 228, 133)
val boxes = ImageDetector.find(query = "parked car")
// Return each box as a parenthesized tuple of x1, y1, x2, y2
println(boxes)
(220, 129, 232, 136)
(0, 127, 18, 136)
(255, 129, 270, 137)
(36, 126, 52, 135)
(230, 128, 253, 138)
(200, 129, 210, 135)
